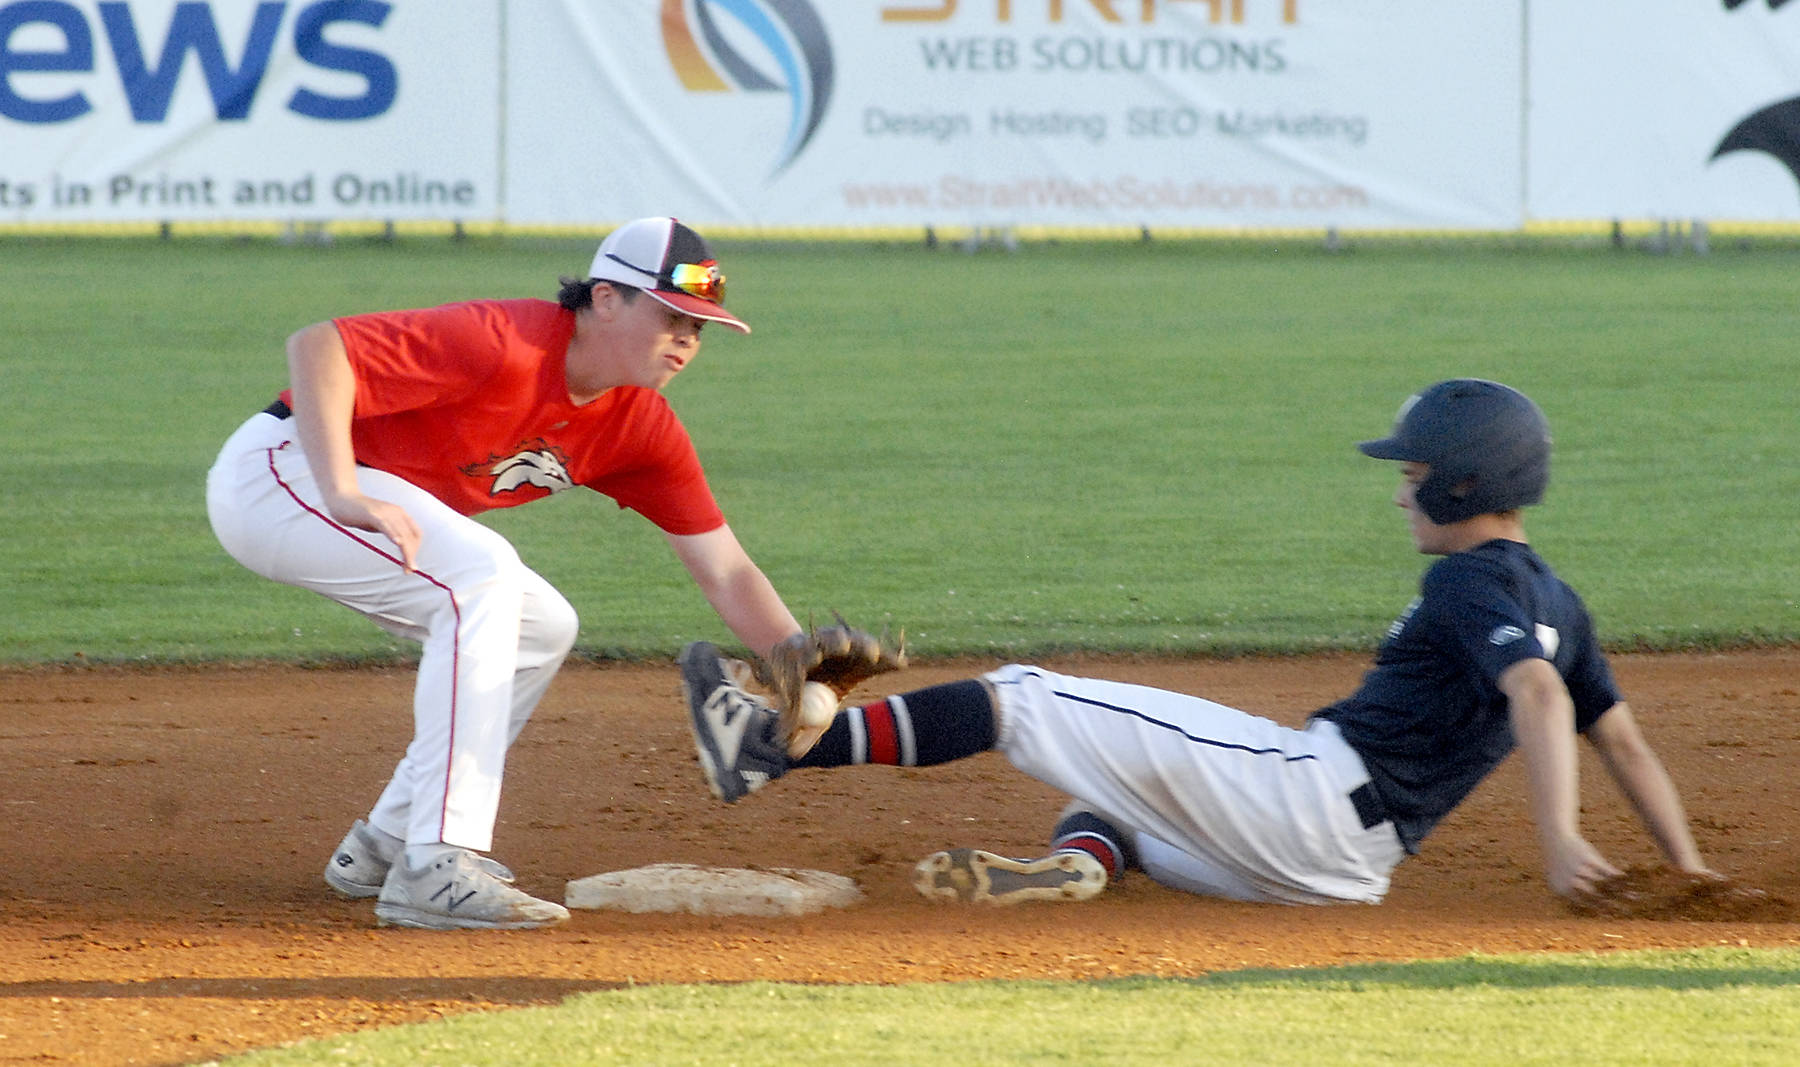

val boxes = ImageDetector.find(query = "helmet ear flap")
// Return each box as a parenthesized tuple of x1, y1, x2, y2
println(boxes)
(1414, 466, 1481, 525)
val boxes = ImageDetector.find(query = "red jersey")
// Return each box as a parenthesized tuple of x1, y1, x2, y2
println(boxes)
(286, 299, 724, 533)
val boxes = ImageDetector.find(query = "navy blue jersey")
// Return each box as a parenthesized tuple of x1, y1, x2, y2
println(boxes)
(1313, 540, 1621, 853)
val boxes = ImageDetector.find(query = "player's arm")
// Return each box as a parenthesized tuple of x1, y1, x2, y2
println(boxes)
(286, 322, 421, 572)
(1501, 657, 1621, 899)
(664, 525, 802, 658)
(1583, 701, 1712, 875)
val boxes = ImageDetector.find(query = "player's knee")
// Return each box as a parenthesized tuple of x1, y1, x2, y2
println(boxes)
(450, 534, 528, 595)
(422, 549, 530, 641)
(531, 589, 579, 658)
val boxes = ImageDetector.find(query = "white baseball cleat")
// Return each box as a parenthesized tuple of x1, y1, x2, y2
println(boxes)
(324, 819, 400, 899)
(913, 848, 1107, 905)
(325, 819, 514, 899)
(680, 641, 788, 803)
(373, 848, 567, 930)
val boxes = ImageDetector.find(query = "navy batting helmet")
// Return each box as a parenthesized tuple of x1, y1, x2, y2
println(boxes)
(1358, 379, 1551, 524)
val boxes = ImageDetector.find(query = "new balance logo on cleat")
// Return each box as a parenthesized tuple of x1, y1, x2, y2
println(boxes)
(430, 883, 479, 911)
(680, 641, 787, 804)
(702, 686, 757, 769)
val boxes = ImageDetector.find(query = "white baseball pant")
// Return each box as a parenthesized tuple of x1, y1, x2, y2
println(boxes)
(206, 411, 577, 852)
(987, 664, 1406, 904)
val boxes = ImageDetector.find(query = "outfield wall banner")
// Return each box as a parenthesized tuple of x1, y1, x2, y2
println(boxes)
(504, 0, 1524, 230)
(1528, 2, 1800, 221)
(0, 0, 499, 224)
(9, 2, 1796, 231)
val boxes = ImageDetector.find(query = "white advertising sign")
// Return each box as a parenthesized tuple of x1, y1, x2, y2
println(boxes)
(504, 0, 1524, 230)
(0, 0, 499, 223)
(1528, 2, 1800, 221)
(8, 2, 1794, 230)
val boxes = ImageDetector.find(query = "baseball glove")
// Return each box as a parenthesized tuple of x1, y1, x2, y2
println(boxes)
(756, 615, 907, 759)
(1566, 866, 1784, 922)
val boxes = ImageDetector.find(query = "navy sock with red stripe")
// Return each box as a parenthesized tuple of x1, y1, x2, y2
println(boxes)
(1050, 809, 1136, 878)
(793, 680, 995, 769)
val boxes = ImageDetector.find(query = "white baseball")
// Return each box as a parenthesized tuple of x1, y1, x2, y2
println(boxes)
(787, 681, 840, 758)
(797, 681, 838, 730)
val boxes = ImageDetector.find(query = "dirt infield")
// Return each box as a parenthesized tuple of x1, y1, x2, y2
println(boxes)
(4, 649, 1798, 1065)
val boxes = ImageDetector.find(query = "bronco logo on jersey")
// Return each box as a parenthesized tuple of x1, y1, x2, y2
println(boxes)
(461, 440, 575, 497)
(660, 0, 835, 173)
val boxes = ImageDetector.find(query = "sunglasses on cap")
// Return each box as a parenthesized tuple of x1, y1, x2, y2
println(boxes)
(668, 260, 726, 304)
(604, 253, 726, 305)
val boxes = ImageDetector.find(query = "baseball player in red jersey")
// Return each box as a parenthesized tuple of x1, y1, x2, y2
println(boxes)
(206, 218, 805, 929)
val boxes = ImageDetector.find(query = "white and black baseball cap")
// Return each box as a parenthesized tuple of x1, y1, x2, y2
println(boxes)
(586, 217, 749, 333)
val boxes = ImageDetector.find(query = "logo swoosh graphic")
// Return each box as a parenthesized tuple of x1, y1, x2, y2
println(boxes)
(662, 0, 835, 172)
(1713, 0, 1800, 197)
(1711, 96, 1800, 194)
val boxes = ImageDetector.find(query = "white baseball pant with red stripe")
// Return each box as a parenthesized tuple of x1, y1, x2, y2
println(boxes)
(206, 411, 577, 852)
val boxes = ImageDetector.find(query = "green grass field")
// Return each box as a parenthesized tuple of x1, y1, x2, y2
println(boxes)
(225, 948, 1800, 1066)
(0, 235, 1794, 663)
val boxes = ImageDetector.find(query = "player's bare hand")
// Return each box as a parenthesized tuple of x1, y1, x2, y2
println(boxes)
(1545, 835, 1623, 901)
(324, 493, 422, 573)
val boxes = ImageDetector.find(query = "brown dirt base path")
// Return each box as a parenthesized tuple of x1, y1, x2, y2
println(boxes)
(3, 649, 1799, 1065)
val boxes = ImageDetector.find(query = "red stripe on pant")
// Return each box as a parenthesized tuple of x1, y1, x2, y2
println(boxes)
(862, 699, 900, 765)
(267, 443, 463, 841)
